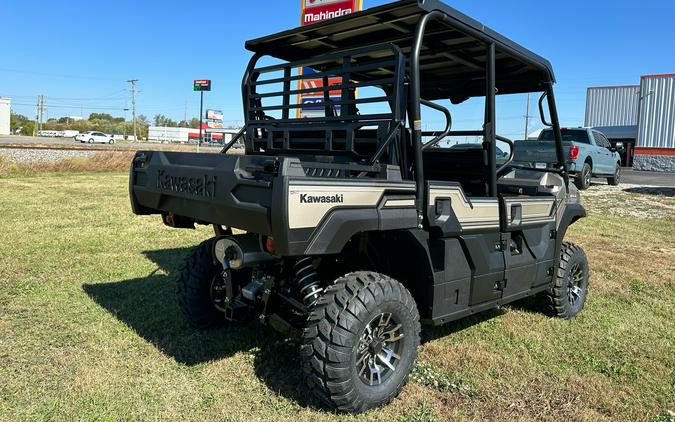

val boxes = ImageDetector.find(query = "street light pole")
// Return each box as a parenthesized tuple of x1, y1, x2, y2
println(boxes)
(198, 90, 204, 153)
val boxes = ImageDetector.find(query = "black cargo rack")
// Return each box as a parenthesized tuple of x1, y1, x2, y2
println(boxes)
(242, 43, 406, 163)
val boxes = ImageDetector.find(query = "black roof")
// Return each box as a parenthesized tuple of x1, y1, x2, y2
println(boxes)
(245, 0, 555, 102)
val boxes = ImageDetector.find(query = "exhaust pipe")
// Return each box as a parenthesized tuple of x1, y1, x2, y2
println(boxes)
(213, 234, 277, 269)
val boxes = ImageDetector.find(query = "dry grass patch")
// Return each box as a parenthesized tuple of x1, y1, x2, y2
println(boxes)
(0, 152, 135, 176)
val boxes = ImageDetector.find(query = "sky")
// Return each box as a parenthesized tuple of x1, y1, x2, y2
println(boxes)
(2, 0, 675, 139)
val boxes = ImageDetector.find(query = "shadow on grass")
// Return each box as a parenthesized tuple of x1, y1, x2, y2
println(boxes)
(82, 246, 324, 410)
(623, 186, 675, 197)
(421, 307, 507, 344)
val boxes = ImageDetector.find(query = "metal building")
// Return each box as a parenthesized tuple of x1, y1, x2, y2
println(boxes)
(585, 86, 640, 167)
(0, 98, 10, 135)
(585, 74, 675, 172)
(634, 74, 675, 171)
(585, 85, 640, 127)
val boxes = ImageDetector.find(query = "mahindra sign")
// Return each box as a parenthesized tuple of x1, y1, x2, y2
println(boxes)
(299, 0, 361, 118)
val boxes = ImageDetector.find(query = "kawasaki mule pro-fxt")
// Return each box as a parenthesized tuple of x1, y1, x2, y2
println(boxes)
(129, 0, 589, 413)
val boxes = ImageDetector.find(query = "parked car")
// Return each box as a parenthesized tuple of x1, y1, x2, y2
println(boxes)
(75, 131, 115, 144)
(512, 128, 621, 189)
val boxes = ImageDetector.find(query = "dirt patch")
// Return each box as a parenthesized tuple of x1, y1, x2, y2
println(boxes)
(582, 184, 675, 218)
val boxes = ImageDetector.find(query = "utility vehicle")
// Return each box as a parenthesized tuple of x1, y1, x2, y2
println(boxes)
(129, 0, 589, 413)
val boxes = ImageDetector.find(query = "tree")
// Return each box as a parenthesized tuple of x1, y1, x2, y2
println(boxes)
(189, 117, 200, 128)
(89, 113, 114, 121)
(10, 113, 29, 133)
(20, 120, 35, 136)
(137, 114, 149, 126)
(153, 114, 178, 127)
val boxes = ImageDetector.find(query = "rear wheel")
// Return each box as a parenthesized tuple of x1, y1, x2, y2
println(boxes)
(542, 242, 589, 319)
(301, 271, 421, 413)
(176, 238, 227, 329)
(607, 164, 621, 186)
(575, 162, 592, 190)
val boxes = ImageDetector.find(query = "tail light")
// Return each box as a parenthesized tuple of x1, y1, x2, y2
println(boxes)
(569, 145, 580, 160)
(264, 236, 276, 254)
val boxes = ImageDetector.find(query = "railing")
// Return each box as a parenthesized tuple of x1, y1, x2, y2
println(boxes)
(242, 43, 406, 160)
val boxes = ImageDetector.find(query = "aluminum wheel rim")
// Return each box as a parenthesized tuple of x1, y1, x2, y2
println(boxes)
(210, 274, 229, 312)
(568, 263, 585, 305)
(356, 312, 405, 386)
(584, 169, 591, 186)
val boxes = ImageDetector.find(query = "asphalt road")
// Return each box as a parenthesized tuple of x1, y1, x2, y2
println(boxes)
(618, 168, 674, 187)
(0, 135, 223, 152)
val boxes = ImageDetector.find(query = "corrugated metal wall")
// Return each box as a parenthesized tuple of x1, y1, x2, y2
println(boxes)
(637, 75, 675, 149)
(585, 86, 640, 127)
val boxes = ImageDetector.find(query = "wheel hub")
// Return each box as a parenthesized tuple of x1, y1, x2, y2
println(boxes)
(356, 313, 404, 386)
(568, 262, 584, 305)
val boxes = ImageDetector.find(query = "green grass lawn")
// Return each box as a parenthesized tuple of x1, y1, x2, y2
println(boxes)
(1, 173, 673, 421)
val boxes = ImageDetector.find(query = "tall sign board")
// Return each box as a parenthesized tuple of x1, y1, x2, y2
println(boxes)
(299, 0, 362, 118)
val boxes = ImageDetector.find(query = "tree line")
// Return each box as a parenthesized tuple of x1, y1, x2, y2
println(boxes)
(9, 113, 203, 140)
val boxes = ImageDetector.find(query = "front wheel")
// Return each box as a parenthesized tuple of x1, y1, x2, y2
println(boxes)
(301, 271, 421, 413)
(88, 138, 94, 144)
(607, 164, 621, 186)
(108, 139, 115, 144)
(542, 242, 589, 319)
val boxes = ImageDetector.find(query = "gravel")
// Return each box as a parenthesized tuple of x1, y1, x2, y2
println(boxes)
(0, 148, 98, 163)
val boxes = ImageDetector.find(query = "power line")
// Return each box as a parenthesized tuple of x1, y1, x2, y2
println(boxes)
(0, 67, 121, 81)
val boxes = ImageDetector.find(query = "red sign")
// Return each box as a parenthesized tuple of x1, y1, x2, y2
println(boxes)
(299, 0, 361, 118)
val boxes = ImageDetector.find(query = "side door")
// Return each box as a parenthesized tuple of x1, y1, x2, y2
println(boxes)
(598, 133, 618, 170)
(426, 180, 505, 307)
(498, 181, 559, 301)
(591, 131, 612, 174)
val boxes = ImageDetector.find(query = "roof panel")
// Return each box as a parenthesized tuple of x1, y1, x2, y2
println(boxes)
(245, 0, 554, 101)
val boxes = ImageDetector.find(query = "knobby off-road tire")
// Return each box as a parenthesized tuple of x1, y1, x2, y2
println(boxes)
(301, 271, 421, 413)
(175, 238, 225, 329)
(607, 164, 621, 186)
(543, 242, 589, 319)
(575, 162, 592, 190)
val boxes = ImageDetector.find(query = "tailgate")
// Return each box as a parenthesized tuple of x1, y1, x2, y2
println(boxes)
(129, 151, 276, 235)
(513, 141, 570, 166)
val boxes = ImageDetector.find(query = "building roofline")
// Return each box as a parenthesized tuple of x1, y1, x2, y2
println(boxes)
(587, 85, 639, 89)
(640, 73, 675, 79)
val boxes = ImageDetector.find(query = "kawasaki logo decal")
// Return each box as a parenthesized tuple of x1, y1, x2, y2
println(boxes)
(300, 193, 344, 204)
(157, 170, 216, 198)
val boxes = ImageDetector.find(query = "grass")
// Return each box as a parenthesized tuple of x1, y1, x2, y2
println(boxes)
(0, 172, 673, 421)
(0, 152, 136, 177)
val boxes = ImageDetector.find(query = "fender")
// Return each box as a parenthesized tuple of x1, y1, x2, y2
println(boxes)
(555, 202, 586, 251)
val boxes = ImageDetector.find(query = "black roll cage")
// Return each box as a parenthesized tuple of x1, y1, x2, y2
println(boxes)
(224, 2, 569, 220)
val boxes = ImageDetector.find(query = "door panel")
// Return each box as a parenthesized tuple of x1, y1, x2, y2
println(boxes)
(425, 181, 505, 307)
(500, 194, 558, 298)
(426, 181, 500, 237)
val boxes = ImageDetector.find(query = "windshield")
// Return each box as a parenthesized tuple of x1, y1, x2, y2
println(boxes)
(538, 129, 590, 144)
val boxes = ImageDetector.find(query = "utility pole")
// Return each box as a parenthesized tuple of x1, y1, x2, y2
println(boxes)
(33, 95, 46, 135)
(524, 93, 532, 140)
(33, 95, 40, 136)
(127, 79, 139, 142)
(183, 100, 187, 126)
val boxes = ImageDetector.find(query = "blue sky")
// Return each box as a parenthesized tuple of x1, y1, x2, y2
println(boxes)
(2, 0, 674, 138)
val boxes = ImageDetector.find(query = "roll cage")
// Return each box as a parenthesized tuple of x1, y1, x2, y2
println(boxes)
(223, 0, 568, 218)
